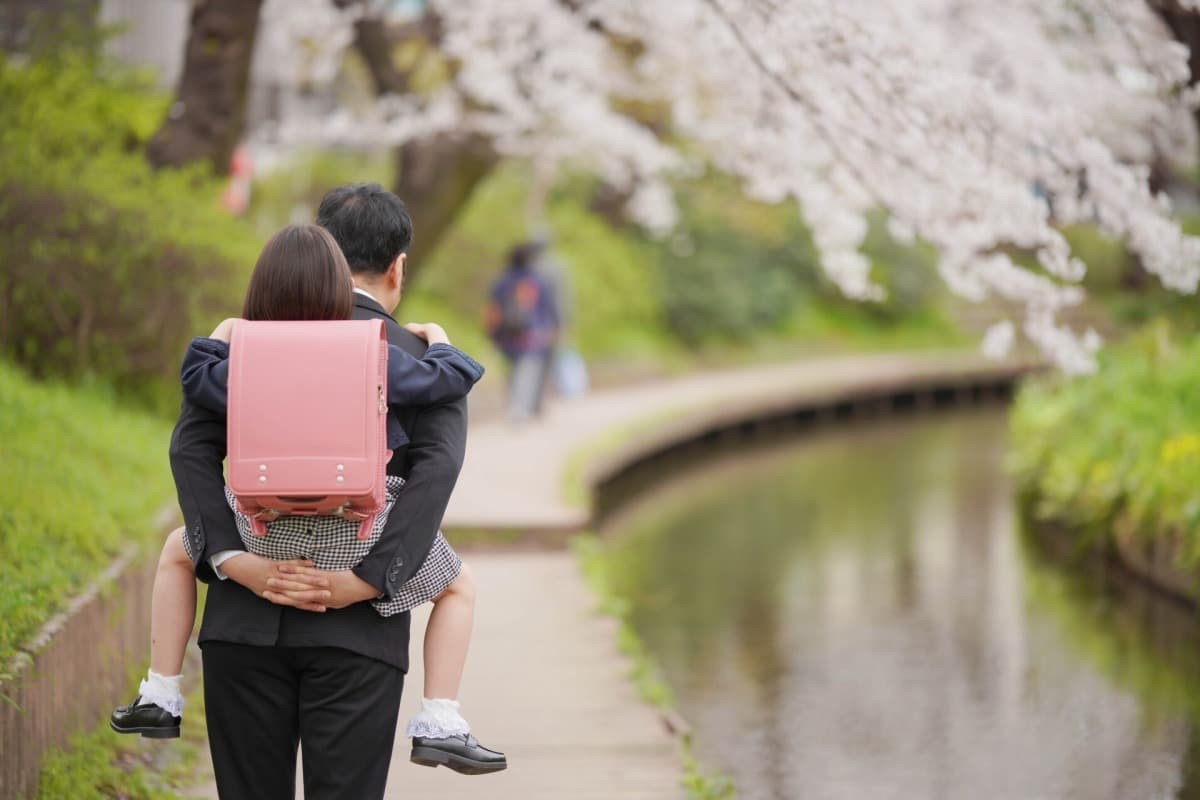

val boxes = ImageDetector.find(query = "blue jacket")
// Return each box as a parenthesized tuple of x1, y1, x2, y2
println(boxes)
(487, 267, 560, 358)
(180, 336, 484, 450)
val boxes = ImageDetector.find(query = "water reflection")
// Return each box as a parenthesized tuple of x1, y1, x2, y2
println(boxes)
(601, 411, 1200, 800)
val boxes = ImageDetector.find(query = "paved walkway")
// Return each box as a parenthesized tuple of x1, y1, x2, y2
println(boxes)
(390, 551, 682, 799)
(187, 350, 1021, 799)
(444, 349, 1022, 531)
(185, 551, 683, 800)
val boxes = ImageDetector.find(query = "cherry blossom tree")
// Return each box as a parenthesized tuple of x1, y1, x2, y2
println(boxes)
(248, 0, 1200, 371)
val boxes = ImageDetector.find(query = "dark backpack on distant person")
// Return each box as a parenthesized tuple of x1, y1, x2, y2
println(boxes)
(497, 275, 542, 336)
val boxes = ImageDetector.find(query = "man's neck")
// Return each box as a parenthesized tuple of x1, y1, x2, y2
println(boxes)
(352, 281, 397, 314)
(352, 285, 381, 305)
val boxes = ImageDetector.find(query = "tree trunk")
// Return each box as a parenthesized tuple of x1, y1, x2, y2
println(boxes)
(146, 0, 263, 172)
(351, 14, 500, 281)
(393, 133, 499, 275)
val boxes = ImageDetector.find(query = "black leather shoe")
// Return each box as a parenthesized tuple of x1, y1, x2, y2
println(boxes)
(411, 733, 507, 775)
(109, 696, 181, 739)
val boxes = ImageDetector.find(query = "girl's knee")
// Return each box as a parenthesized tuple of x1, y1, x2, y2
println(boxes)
(456, 562, 476, 595)
(438, 562, 476, 604)
(160, 527, 191, 569)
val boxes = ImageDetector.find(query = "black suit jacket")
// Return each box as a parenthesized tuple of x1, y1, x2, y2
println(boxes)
(169, 294, 469, 670)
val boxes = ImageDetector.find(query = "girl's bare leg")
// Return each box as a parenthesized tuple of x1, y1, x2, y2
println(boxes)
(113, 527, 195, 730)
(404, 561, 507, 772)
(150, 527, 196, 676)
(423, 563, 475, 699)
(406, 563, 478, 741)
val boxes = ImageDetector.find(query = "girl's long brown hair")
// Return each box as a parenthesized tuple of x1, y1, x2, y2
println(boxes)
(242, 224, 354, 321)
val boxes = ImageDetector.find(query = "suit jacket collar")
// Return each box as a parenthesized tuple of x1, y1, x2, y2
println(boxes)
(353, 293, 394, 320)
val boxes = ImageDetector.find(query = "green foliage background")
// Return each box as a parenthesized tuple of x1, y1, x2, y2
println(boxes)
(0, 362, 174, 666)
(1010, 325, 1200, 559)
(0, 45, 259, 413)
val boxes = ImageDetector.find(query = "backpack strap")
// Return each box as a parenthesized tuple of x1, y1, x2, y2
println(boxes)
(355, 515, 375, 541)
(239, 501, 280, 537)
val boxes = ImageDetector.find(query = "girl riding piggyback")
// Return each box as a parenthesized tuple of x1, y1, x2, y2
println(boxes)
(111, 224, 506, 775)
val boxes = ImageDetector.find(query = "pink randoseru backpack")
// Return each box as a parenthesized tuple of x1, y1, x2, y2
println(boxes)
(227, 319, 389, 540)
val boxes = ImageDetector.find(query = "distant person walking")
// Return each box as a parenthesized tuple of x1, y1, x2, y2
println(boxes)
(485, 243, 560, 422)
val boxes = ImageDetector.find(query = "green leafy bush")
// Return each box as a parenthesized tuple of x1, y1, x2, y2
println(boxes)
(859, 212, 945, 319)
(37, 717, 187, 800)
(1010, 325, 1200, 558)
(657, 174, 819, 346)
(0, 43, 259, 411)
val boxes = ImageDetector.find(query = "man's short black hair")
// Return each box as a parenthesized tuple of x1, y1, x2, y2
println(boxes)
(316, 183, 414, 275)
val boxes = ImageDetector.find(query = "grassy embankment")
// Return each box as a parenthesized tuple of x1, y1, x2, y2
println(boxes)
(35, 682, 209, 800)
(1010, 326, 1200, 578)
(0, 363, 175, 664)
(0, 363, 211, 799)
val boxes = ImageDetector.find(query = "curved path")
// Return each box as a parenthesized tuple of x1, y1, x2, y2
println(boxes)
(189, 350, 1025, 799)
(444, 349, 1025, 532)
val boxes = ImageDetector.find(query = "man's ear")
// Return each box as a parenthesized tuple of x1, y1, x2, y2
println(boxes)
(388, 254, 407, 289)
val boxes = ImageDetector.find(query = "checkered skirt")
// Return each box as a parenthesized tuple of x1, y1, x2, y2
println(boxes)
(212, 476, 461, 616)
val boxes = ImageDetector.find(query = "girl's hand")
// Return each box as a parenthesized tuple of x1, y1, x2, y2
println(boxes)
(210, 317, 239, 343)
(404, 322, 450, 346)
(269, 565, 379, 610)
(222, 554, 328, 612)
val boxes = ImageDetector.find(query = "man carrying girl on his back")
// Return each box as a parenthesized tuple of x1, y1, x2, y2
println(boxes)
(112, 185, 503, 799)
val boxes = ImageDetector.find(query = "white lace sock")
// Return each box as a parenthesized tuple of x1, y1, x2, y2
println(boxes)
(138, 669, 184, 717)
(406, 697, 471, 739)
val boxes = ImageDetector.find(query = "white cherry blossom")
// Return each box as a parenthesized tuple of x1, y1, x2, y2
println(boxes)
(255, 0, 1200, 371)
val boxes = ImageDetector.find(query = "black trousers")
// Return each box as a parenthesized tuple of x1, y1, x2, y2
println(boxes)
(202, 642, 405, 800)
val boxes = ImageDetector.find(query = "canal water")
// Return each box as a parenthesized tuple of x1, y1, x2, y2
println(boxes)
(599, 410, 1200, 800)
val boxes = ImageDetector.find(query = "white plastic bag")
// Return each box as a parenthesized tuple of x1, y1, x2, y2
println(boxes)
(553, 348, 589, 398)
